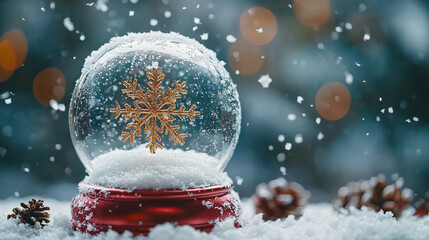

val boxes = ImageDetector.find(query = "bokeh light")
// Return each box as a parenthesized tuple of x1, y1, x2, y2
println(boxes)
(0, 40, 15, 82)
(33, 67, 66, 106)
(315, 82, 351, 121)
(0, 65, 13, 83)
(228, 38, 265, 75)
(294, 0, 330, 27)
(240, 7, 278, 46)
(0, 40, 17, 71)
(0, 29, 27, 82)
(0, 29, 27, 70)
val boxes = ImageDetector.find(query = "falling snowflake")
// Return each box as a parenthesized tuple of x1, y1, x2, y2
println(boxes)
(258, 74, 272, 88)
(110, 67, 200, 154)
(193, 17, 201, 24)
(95, 0, 108, 12)
(164, 10, 171, 18)
(150, 18, 158, 26)
(294, 134, 303, 143)
(236, 176, 244, 185)
(363, 32, 371, 41)
(317, 131, 325, 140)
(200, 33, 209, 40)
(63, 17, 74, 31)
(280, 166, 287, 175)
(345, 22, 353, 30)
(226, 35, 237, 43)
(344, 71, 353, 84)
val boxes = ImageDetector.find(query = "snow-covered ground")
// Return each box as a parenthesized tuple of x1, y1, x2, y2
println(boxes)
(0, 197, 428, 240)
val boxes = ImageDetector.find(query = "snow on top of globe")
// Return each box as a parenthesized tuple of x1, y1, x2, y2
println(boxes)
(80, 31, 230, 84)
(84, 145, 231, 190)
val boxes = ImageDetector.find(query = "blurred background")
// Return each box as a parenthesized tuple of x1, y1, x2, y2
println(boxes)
(1, 0, 429, 202)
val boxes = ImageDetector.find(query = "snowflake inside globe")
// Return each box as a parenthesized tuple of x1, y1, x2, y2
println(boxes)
(109, 67, 200, 154)
(69, 32, 241, 189)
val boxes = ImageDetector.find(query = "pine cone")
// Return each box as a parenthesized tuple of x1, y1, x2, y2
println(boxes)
(333, 181, 366, 210)
(333, 174, 413, 217)
(7, 199, 50, 227)
(252, 178, 310, 221)
(415, 192, 429, 217)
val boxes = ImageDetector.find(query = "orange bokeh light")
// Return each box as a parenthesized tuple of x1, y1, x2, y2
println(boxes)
(0, 29, 27, 70)
(228, 38, 265, 75)
(33, 67, 67, 106)
(0, 65, 14, 83)
(0, 29, 27, 82)
(294, 0, 330, 27)
(315, 82, 351, 121)
(0, 40, 17, 71)
(240, 7, 278, 46)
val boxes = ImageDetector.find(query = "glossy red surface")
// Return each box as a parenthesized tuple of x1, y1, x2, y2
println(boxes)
(71, 182, 241, 235)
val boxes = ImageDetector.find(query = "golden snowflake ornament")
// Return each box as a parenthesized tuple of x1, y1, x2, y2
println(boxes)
(110, 67, 200, 154)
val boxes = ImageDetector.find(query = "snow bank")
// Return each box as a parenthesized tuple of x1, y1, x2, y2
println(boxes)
(84, 146, 231, 190)
(1, 197, 429, 240)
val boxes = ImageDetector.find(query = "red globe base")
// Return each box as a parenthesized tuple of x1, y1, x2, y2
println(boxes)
(71, 182, 241, 236)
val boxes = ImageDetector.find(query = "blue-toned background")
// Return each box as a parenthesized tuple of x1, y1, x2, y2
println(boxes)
(1, 0, 428, 202)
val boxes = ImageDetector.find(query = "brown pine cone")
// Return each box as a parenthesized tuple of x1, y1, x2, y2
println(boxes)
(7, 199, 50, 227)
(252, 178, 310, 221)
(333, 174, 413, 217)
(333, 181, 366, 210)
(415, 192, 429, 217)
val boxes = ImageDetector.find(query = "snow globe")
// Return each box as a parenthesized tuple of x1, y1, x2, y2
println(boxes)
(69, 32, 241, 235)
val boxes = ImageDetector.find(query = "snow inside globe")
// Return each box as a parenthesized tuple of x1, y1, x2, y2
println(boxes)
(69, 32, 241, 190)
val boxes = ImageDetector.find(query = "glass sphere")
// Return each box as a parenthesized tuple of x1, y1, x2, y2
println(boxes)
(69, 32, 241, 189)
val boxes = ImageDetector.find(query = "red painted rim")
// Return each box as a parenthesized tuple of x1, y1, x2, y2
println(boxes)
(78, 182, 234, 200)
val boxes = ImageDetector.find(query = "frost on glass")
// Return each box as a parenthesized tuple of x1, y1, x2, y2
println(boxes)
(69, 32, 241, 189)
